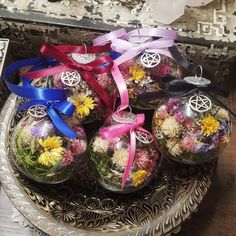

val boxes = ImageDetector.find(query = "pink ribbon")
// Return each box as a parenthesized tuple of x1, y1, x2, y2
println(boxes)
(112, 38, 175, 65)
(93, 28, 128, 46)
(93, 27, 178, 66)
(100, 113, 153, 190)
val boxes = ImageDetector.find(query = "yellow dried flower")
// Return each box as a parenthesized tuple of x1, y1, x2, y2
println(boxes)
(38, 136, 62, 151)
(200, 115, 220, 136)
(130, 170, 147, 187)
(72, 94, 95, 117)
(38, 147, 63, 167)
(129, 65, 146, 82)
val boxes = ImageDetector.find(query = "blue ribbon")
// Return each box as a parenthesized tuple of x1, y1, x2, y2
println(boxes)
(18, 99, 77, 139)
(4, 57, 78, 139)
(3, 57, 67, 101)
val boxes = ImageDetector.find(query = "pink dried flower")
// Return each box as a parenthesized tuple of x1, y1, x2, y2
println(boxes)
(96, 73, 112, 89)
(119, 59, 135, 76)
(134, 149, 157, 176)
(54, 73, 65, 88)
(184, 119, 194, 130)
(166, 98, 181, 114)
(181, 136, 196, 152)
(69, 139, 87, 156)
(159, 64, 171, 76)
(62, 149, 74, 166)
(156, 106, 168, 119)
(174, 112, 186, 123)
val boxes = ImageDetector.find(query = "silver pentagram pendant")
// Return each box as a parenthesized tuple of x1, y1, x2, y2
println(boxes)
(72, 53, 96, 64)
(141, 52, 161, 68)
(135, 131, 153, 144)
(188, 94, 212, 113)
(184, 76, 211, 87)
(28, 105, 47, 118)
(61, 71, 81, 87)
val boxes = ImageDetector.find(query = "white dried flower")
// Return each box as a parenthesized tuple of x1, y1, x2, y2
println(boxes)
(166, 139, 183, 157)
(111, 148, 129, 168)
(161, 116, 182, 138)
(92, 137, 109, 153)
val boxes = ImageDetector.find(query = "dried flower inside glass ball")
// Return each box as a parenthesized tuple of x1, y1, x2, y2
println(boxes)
(89, 111, 161, 193)
(152, 94, 232, 164)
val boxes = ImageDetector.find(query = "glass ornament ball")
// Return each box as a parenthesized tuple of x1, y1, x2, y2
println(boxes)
(11, 114, 87, 183)
(118, 54, 182, 110)
(152, 94, 232, 165)
(89, 111, 161, 193)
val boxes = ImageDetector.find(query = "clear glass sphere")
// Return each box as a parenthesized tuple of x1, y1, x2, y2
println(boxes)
(89, 111, 161, 193)
(152, 94, 232, 164)
(119, 54, 182, 110)
(11, 115, 87, 183)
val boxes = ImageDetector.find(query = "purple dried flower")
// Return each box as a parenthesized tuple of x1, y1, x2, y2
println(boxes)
(166, 98, 181, 114)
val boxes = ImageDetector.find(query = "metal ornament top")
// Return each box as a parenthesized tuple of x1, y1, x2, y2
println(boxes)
(141, 52, 161, 68)
(28, 105, 47, 118)
(128, 36, 153, 44)
(184, 76, 211, 87)
(72, 53, 96, 64)
(112, 112, 136, 124)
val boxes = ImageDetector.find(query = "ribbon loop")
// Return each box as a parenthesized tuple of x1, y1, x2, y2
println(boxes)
(3, 57, 67, 101)
(22, 43, 115, 111)
(18, 99, 77, 139)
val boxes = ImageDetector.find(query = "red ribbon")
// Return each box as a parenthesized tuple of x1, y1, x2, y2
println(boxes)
(22, 43, 115, 111)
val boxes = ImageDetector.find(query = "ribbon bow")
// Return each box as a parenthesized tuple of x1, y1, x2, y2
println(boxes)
(3, 57, 67, 101)
(111, 38, 176, 65)
(100, 113, 152, 189)
(22, 44, 115, 111)
(93, 27, 178, 66)
(93, 28, 128, 46)
(18, 99, 78, 139)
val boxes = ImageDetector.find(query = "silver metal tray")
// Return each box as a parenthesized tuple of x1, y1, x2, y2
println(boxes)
(0, 94, 215, 236)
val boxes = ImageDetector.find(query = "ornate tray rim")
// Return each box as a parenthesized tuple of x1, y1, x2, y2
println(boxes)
(0, 94, 213, 236)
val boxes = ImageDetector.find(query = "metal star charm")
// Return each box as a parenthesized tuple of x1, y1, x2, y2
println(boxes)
(188, 94, 212, 113)
(28, 105, 47, 118)
(141, 52, 161, 68)
(61, 71, 81, 87)
(135, 131, 153, 144)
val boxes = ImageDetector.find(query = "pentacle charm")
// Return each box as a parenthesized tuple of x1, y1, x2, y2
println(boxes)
(184, 76, 211, 87)
(141, 52, 161, 68)
(61, 71, 81, 87)
(188, 94, 212, 113)
(28, 105, 47, 118)
(72, 53, 96, 64)
(135, 131, 153, 144)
